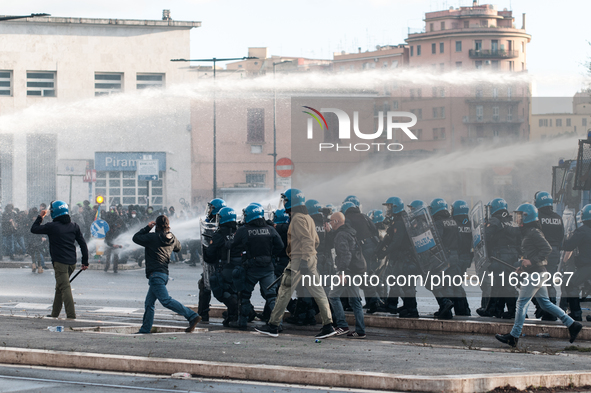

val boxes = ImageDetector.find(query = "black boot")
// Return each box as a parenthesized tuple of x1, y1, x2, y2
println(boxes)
(569, 322, 583, 343)
(495, 333, 518, 347)
(436, 299, 454, 320)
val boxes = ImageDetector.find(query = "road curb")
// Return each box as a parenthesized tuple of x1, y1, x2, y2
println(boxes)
(192, 306, 591, 340)
(0, 347, 590, 392)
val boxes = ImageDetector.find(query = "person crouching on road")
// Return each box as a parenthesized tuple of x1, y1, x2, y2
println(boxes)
(495, 204, 582, 347)
(133, 215, 200, 334)
(327, 212, 367, 338)
(30, 201, 89, 319)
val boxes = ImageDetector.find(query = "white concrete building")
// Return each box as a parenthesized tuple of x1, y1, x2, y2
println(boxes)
(0, 13, 200, 211)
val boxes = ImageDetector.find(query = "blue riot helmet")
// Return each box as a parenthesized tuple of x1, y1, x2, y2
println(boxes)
(429, 198, 448, 216)
(488, 198, 508, 216)
(372, 210, 385, 224)
(383, 196, 404, 216)
(250, 202, 264, 217)
(514, 203, 538, 226)
(581, 204, 591, 223)
(408, 200, 425, 212)
(207, 198, 227, 219)
(451, 200, 469, 217)
(49, 200, 69, 219)
(534, 191, 553, 209)
(217, 207, 237, 225)
(305, 199, 322, 216)
(341, 201, 356, 214)
(272, 209, 290, 224)
(243, 204, 264, 223)
(280, 188, 305, 210)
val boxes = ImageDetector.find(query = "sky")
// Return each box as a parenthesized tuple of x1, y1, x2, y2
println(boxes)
(2, 0, 590, 96)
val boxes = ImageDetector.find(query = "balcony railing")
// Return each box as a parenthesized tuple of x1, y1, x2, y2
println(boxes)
(469, 49, 519, 59)
(463, 116, 524, 124)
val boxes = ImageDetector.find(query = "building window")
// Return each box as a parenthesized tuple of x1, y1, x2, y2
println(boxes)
(507, 87, 512, 98)
(383, 101, 390, 112)
(250, 145, 263, 154)
(440, 42, 444, 53)
(539, 119, 544, 127)
(414, 129, 423, 139)
(475, 87, 483, 98)
(246, 173, 265, 184)
(456, 61, 462, 69)
(417, 45, 421, 56)
(247, 108, 265, 143)
(95, 73, 123, 96)
(491, 60, 499, 70)
(392, 100, 399, 110)
(391, 60, 399, 68)
(27, 71, 56, 97)
(508, 61, 514, 72)
(432, 107, 445, 119)
(417, 88, 422, 99)
(493, 88, 498, 98)
(480, 19, 488, 27)
(440, 22, 445, 30)
(475, 61, 483, 70)
(382, 61, 388, 68)
(96, 171, 164, 208)
(432, 43, 436, 54)
(0, 71, 12, 96)
(430, 23, 434, 32)
(491, 39, 498, 52)
(455, 41, 462, 52)
(410, 89, 415, 100)
(432, 87, 438, 98)
(567, 118, 572, 127)
(556, 119, 563, 127)
(440, 88, 445, 97)
(522, 62, 525, 71)
(521, 42, 525, 53)
(584, 118, 588, 127)
(476, 106, 483, 122)
(474, 40, 482, 51)
(410, 108, 422, 120)
(492, 107, 499, 122)
(464, 20, 469, 28)
(137, 73, 165, 89)
(410, 46, 414, 56)
(433, 127, 446, 140)
(549, 119, 553, 127)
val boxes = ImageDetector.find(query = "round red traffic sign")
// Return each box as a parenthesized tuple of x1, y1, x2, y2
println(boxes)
(276, 157, 294, 178)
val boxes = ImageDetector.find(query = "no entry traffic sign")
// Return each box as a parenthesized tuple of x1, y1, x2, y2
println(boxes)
(275, 157, 294, 178)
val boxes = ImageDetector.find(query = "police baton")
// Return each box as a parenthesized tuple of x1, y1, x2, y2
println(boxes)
(267, 273, 283, 291)
(490, 256, 519, 271)
(69, 269, 84, 283)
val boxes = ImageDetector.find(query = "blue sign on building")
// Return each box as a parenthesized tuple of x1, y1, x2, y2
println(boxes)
(94, 152, 167, 172)
(91, 219, 110, 239)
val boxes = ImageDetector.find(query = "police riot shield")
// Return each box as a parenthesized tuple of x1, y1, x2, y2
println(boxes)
(199, 218, 218, 290)
(402, 207, 448, 275)
(470, 201, 490, 274)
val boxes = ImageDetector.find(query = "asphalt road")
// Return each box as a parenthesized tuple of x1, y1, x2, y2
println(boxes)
(0, 365, 388, 393)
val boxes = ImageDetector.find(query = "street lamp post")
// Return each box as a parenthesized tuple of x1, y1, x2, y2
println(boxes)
(171, 56, 257, 198)
(270, 60, 293, 192)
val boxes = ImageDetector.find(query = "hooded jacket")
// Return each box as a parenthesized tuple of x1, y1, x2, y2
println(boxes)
(133, 225, 181, 278)
(30, 215, 89, 266)
(520, 223, 551, 272)
(333, 223, 367, 275)
(343, 206, 378, 241)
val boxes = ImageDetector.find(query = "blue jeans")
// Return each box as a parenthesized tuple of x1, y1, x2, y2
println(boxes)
(510, 278, 574, 338)
(140, 272, 198, 333)
(2, 235, 14, 257)
(329, 284, 365, 335)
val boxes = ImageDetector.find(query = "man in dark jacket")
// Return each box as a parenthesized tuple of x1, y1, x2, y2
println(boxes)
(30, 201, 88, 319)
(563, 204, 591, 321)
(327, 212, 366, 338)
(2, 204, 17, 261)
(496, 204, 582, 347)
(133, 215, 200, 334)
(104, 214, 126, 273)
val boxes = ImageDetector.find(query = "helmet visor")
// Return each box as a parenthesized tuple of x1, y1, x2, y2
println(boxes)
(278, 194, 287, 210)
(513, 211, 524, 227)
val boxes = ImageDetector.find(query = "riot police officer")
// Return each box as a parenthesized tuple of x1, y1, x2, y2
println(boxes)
(203, 207, 241, 327)
(533, 191, 564, 320)
(451, 200, 472, 316)
(430, 198, 461, 319)
(378, 197, 420, 317)
(480, 198, 521, 319)
(564, 204, 591, 321)
(198, 198, 227, 322)
(233, 204, 284, 330)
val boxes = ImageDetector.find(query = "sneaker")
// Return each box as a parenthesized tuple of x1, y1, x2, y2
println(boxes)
(495, 333, 518, 347)
(255, 324, 279, 337)
(32, 263, 37, 273)
(315, 324, 337, 339)
(185, 315, 202, 333)
(334, 327, 350, 336)
(347, 331, 367, 339)
(569, 321, 583, 344)
(38, 267, 44, 274)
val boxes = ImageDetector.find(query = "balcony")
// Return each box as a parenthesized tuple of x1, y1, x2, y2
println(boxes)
(463, 116, 524, 124)
(469, 49, 519, 59)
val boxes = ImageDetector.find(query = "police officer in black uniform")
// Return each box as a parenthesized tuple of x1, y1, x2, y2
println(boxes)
(232, 203, 284, 330)
(480, 198, 521, 319)
(533, 191, 564, 320)
(203, 207, 241, 327)
(378, 197, 420, 317)
(430, 198, 460, 319)
(451, 200, 473, 316)
(564, 204, 591, 321)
